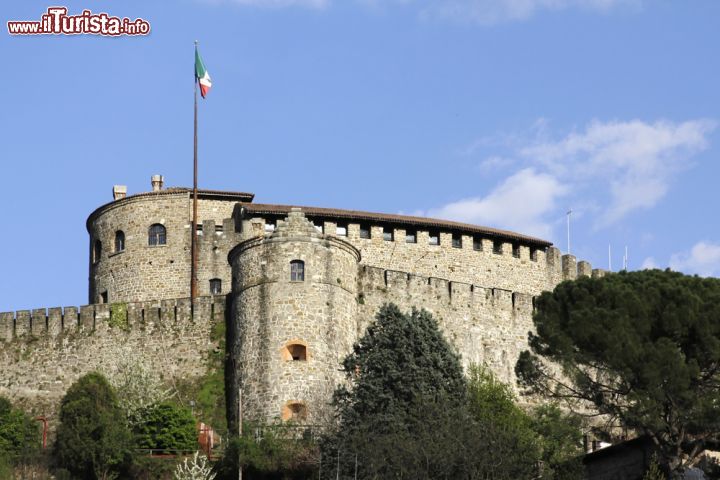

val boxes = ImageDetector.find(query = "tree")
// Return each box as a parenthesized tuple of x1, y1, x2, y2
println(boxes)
(530, 404, 585, 480)
(135, 402, 197, 453)
(516, 269, 720, 477)
(323, 303, 470, 479)
(55, 372, 134, 480)
(0, 396, 39, 458)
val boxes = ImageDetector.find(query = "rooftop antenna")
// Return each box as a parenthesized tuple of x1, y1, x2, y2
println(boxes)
(566, 209, 572, 255)
(623, 245, 628, 271)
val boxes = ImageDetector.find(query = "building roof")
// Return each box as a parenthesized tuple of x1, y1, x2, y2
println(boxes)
(240, 203, 552, 247)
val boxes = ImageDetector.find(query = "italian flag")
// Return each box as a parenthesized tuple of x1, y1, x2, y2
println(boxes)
(195, 48, 212, 98)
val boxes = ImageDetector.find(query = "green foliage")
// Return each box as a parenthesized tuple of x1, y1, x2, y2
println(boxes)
(323, 304, 475, 479)
(516, 269, 720, 474)
(214, 423, 317, 480)
(129, 456, 182, 480)
(54, 372, 134, 480)
(134, 403, 197, 453)
(0, 396, 39, 458)
(530, 404, 584, 480)
(643, 455, 667, 480)
(108, 303, 129, 330)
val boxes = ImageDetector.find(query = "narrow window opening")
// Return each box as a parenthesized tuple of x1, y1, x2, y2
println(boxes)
(148, 224, 166, 246)
(210, 278, 222, 295)
(383, 227, 393, 242)
(359, 223, 371, 239)
(473, 236, 482, 251)
(99, 291, 108, 304)
(405, 230, 417, 244)
(428, 230, 439, 246)
(512, 243, 520, 258)
(290, 260, 305, 282)
(493, 240, 503, 255)
(114, 231, 125, 253)
(530, 248, 538, 262)
(93, 239, 102, 263)
(452, 233, 462, 249)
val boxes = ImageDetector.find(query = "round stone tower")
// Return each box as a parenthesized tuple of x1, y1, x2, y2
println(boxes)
(228, 208, 360, 423)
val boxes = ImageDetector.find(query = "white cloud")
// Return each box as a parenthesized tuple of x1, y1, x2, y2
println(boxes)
(669, 242, 720, 277)
(422, 168, 568, 239)
(641, 257, 657, 270)
(520, 119, 716, 227)
(422, 0, 641, 25)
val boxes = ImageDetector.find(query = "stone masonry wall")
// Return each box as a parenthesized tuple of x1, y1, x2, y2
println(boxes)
(0, 296, 224, 421)
(88, 192, 240, 303)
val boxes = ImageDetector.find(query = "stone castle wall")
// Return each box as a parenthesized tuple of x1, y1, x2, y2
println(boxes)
(0, 296, 224, 420)
(88, 191, 240, 303)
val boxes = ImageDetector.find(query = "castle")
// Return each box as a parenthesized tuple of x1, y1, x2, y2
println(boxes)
(0, 175, 603, 426)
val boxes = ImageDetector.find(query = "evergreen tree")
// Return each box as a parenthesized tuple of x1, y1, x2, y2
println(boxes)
(55, 372, 134, 480)
(0, 396, 39, 459)
(134, 402, 197, 453)
(516, 269, 720, 477)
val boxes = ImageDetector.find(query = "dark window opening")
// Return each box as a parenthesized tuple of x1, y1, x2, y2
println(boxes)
(286, 344, 307, 361)
(148, 224, 166, 246)
(383, 228, 393, 242)
(452, 233, 462, 249)
(282, 402, 308, 422)
(359, 224, 371, 239)
(115, 231, 125, 253)
(93, 239, 102, 263)
(290, 260, 305, 282)
(512, 243, 521, 258)
(311, 221, 323, 233)
(406, 230, 417, 243)
(530, 248, 539, 262)
(493, 240, 503, 255)
(473, 236, 482, 251)
(99, 291, 108, 304)
(210, 278, 222, 295)
(428, 230, 440, 246)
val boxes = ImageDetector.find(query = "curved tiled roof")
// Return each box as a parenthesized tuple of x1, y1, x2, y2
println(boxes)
(240, 203, 552, 247)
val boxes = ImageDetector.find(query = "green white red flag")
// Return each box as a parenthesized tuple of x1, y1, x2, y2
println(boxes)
(195, 47, 212, 98)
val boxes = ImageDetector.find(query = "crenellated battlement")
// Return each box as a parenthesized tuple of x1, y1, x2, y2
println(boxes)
(0, 296, 226, 344)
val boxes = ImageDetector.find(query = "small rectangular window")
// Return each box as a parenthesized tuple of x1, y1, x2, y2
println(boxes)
(290, 260, 305, 281)
(406, 230, 417, 243)
(100, 291, 108, 304)
(493, 240, 503, 255)
(336, 223, 347, 236)
(383, 228, 394, 242)
(512, 243, 521, 258)
(359, 224, 371, 239)
(452, 233, 462, 249)
(530, 248, 539, 262)
(428, 231, 439, 246)
(210, 279, 222, 294)
(473, 236, 482, 251)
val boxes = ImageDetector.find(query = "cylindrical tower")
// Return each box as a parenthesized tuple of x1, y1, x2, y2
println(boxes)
(228, 208, 360, 423)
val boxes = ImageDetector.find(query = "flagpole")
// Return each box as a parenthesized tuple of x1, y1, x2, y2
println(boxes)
(191, 40, 199, 307)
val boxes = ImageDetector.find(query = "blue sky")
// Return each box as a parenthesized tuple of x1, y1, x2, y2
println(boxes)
(1, 0, 719, 311)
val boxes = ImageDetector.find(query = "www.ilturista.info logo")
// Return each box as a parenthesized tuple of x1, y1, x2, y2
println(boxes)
(7, 7, 150, 36)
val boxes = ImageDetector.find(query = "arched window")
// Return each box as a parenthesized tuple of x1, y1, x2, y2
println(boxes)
(148, 224, 166, 246)
(115, 231, 125, 253)
(281, 401, 308, 422)
(93, 239, 102, 263)
(209, 278, 222, 295)
(281, 341, 308, 362)
(290, 260, 304, 282)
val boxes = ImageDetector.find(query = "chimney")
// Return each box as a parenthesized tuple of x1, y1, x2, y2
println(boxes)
(112, 185, 127, 201)
(151, 175, 164, 192)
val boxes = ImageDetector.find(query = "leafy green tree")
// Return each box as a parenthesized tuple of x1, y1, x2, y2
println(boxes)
(516, 269, 720, 477)
(135, 402, 197, 453)
(55, 372, 134, 480)
(0, 396, 39, 458)
(530, 404, 584, 480)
